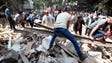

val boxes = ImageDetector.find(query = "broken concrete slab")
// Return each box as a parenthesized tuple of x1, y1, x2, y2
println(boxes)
(36, 35, 55, 52)
(0, 50, 19, 62)
(19, 51, 30, 63)
(88, 51, 102, 59)
(82, 56, 98, 63)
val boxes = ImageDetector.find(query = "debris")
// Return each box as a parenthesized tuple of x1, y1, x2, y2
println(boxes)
(88, 51, 102, 59)
(24, 42, 34, 55)
(0, 24, 112, 63)
(19, 52, 30, 63)
(8, 36, 12, 49)
(36, 35, 54, 52)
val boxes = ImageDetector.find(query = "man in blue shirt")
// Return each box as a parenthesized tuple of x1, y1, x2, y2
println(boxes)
(5, 5, 16, 31)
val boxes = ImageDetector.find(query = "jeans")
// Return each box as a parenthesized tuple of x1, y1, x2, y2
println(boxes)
(49, 28, 83, 57)
(27, 20, 34, 28)
(8, 17, 16, 30)
(85, 28, 92, 36)
(93, 30, 105, 39)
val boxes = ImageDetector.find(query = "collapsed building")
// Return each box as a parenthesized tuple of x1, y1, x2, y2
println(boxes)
(0, 24, 112, 63)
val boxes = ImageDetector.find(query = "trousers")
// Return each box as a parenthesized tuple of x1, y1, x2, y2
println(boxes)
(49, 28, 83, 57)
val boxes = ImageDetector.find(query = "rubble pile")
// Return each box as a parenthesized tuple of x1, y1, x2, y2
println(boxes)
(0, 28, 112, 63)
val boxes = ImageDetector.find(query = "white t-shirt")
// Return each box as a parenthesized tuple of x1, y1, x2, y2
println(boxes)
(54, 12, 71, 28)
(42, 15, 48, 22)
(42, 14, 55, 22)
(14, 13, 19, 21)
(14, 13, 23, 22)
(89, 19, 107, 29)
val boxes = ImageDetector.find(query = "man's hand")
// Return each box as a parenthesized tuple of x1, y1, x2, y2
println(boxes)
(89, 36, 94, 40)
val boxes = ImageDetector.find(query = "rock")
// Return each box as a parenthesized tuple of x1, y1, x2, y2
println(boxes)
(81, 44, 91, 52)
(66, 39, 78, 56)
(0, 50, 19, 62)
(37, 52, 58, 63)
(82, 56, 98, 63)
(36, 35, 55, 52)
(88, 51, 102, 59)
(60, 49, 78, 63)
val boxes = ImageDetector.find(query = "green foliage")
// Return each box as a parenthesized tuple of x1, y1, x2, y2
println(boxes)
(34, 0, 49, 9)
(33, 0, 63, 9)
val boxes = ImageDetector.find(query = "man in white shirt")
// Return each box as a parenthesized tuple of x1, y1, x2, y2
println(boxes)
(48, 6, 85, 61)
(42, 10, 55, 26)
(14, 11, 26, 28)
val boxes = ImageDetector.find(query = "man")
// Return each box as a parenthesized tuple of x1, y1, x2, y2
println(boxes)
(48, 6, 85, 61)
(5, 5, 16, 31)
(73, 15, 86, 35)
(89, 17, 112, 40)
(42, 10, 55, 26)
(14, 11, 26, 28)
(26, 12, 36, 28)
(85, 14, 95, 36)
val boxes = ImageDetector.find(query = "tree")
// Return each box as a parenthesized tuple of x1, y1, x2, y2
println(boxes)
(0, 0, 27, 11)
(33, 0, 65, 9)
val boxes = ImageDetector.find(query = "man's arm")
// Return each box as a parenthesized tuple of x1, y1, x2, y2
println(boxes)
(89, 25, 99, 39)
(67, 20, 70, 29)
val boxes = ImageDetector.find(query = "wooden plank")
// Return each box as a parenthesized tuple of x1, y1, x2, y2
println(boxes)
(35, 23, 53, 30)
(24, 42, 34, 55)
(19, 52, 30, 63)
(32, 23, 112, 47)
(25, 27, 53, 33)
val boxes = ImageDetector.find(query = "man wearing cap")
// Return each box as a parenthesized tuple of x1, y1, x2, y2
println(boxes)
(48, 6, 85, 61)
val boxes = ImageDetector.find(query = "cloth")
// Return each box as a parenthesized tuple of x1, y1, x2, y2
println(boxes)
(89, 19, 107, 29)
(54, 12, 71, 28)
(5, 8, 12, 18)
(49, 28, 83, 57)
(78, 21, 81, 30)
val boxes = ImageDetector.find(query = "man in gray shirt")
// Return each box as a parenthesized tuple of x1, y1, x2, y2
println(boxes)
(89, 18, 112, 40)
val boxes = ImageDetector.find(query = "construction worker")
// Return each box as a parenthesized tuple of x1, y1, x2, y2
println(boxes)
(48, 6, 86, 61)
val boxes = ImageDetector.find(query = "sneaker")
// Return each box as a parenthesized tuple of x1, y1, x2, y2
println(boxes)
(79, 54, 87, 61)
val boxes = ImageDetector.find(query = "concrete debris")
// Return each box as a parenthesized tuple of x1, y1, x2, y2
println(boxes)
(88, 51, 102, 59)
(82, 56, 98, 63)
(0, 50, 19, 63)
(19, 51, 30, 63)
(36, 35, 55, 52)
(8, 36, 12, 49)
(37, 52, 59, 63)
(0, 28, 112, 63)
(60, 49, 78, 63)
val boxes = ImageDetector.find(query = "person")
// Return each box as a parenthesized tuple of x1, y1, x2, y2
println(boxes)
(14, 11, 26, 28)
(105, 25, 112, 42)
(48, 6, 85, 61)
(5, 5, 16, 31)
(85, 14, 95, 36)
(42, 10, 55, 26)
(42, 10, 49, 25)
(26, 12, 36, 28)
(73, 15, 86, 35)
(89, 17, 112, 40)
